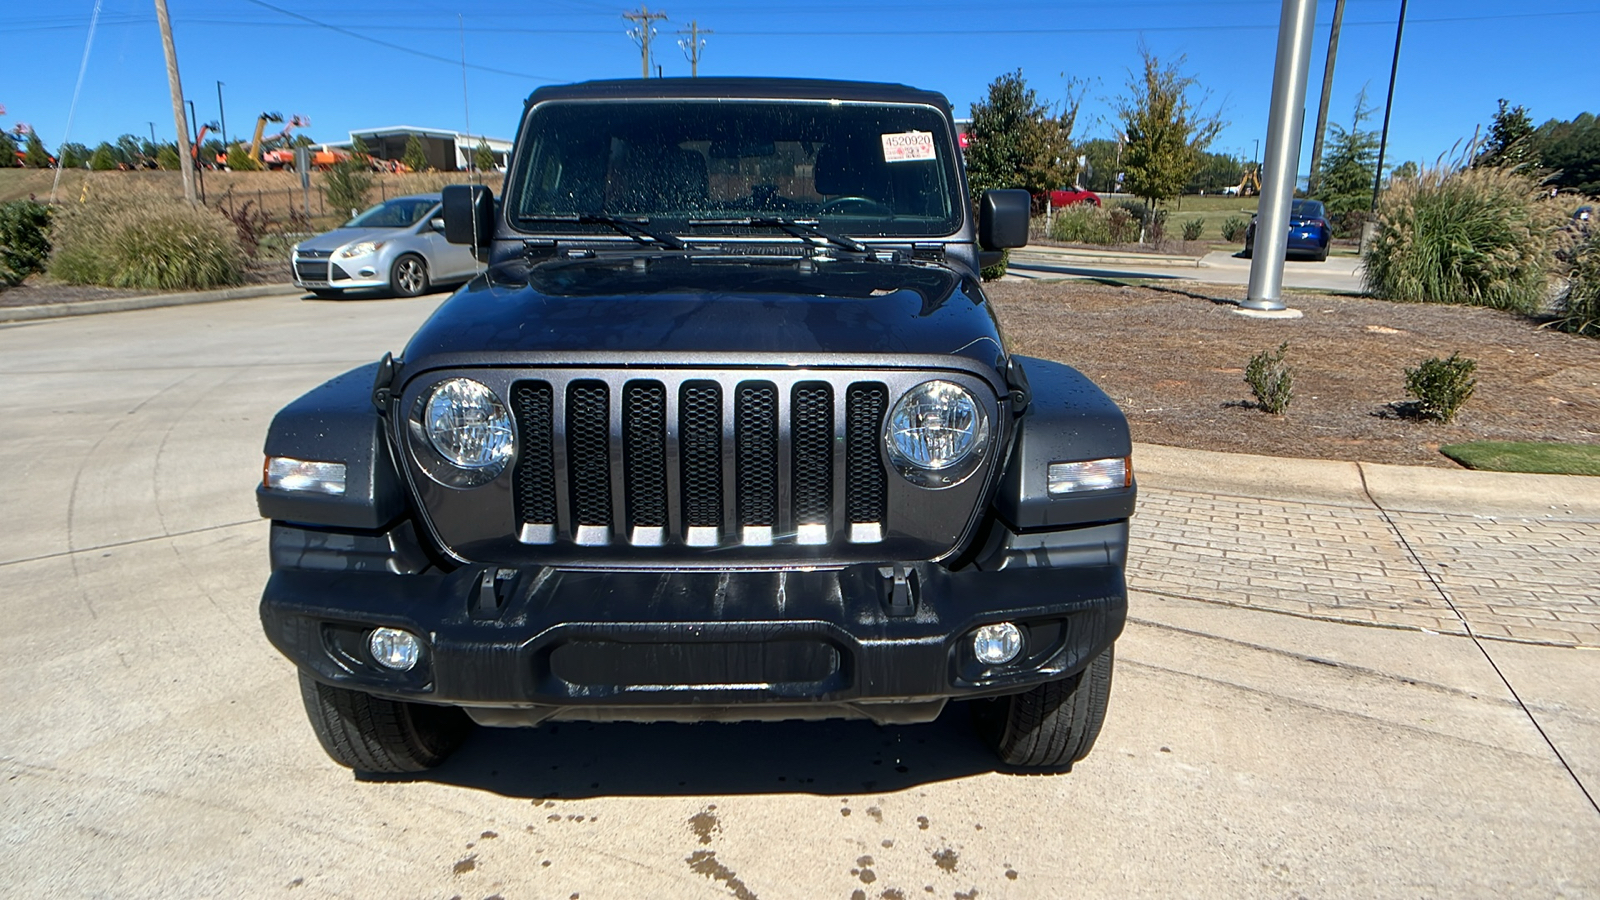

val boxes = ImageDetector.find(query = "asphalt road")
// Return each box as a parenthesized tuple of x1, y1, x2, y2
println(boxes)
(2, 294, 1596, 898)
(1006, 247, 1368, 294)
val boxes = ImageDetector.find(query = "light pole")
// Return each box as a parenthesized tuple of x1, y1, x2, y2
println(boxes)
(1371, 0, 1408, 211)
(187, 98, 205, 203)
(1243, 0, 1318, 312)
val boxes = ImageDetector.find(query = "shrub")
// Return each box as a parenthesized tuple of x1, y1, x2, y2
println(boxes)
(1181, 218, 1204, 241)
(980, 249, 1010, 282)
(1245, 341, 1294, 414)
(1221, 215, 1249, 242)
(49, 186, 243, 290)
(217, 199, 274, 257)
(401, 133, 430, 173)
(1552, 230, 1600, 337)
(156, 144, 181, 171)
(1106, 207, 1134, 243)
(1363, 166, 1564, 312)
(89, 143, 118, 171)
(0, 199, 52, 287)
(0, 133, 17, 168)
(23, 132, 52, 168)
(323, 158, 374, 219)
(1404, 353, 1477, 423)
(226, 144, 261, 171)
(1049, 203, 1113, 244)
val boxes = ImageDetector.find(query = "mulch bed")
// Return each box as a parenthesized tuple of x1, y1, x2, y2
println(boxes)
(988, 280, 1600, 468)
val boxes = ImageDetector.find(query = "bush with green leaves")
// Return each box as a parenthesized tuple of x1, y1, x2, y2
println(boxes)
(1553, 230, 1600, 337)
(980, 248, 1010, 282)
(401, 133, 430, 173)
(1049, 203, 1112, 244)
(1245, 341, 1294, 414)
(49, 185, 243, 290)
(1404, 353, 1477, 423)
(0, 200, 52, 287)
(1363, 166, 1564, 313)
(1181, 218, 1204, 241)
(1221, 215, 1249, 242)
(0, 133, 18, 168)
(322, 157, 374, 220)
(23, 132, 52, 168)
(226, 144, 261, 171)
(89, 143, 118, 171)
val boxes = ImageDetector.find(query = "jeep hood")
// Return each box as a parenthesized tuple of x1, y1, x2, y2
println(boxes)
(400, 255, 1008, 374)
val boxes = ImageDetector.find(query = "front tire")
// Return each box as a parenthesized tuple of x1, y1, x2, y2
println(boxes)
(390, 253, 429, 298)
(972, 646, 1114, 770)
(298, 672, 471, 773)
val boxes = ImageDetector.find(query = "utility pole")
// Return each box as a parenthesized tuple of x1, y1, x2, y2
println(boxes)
(623, 6, 668, 79)
(217, 80, 227, 147)
(1306, 0, 1346, 194)
(677, 21, 711, 77)
(187, 98, 205, 204)
(147, 121, 156, 147)
(1371, 0, 1409, 212)
(153, 0, 195, 204)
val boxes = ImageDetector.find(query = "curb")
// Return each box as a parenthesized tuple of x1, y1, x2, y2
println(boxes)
(0, 283, 304, 323)
(1010, 246, 1205, 269)
(1133, 442, 1600, 519)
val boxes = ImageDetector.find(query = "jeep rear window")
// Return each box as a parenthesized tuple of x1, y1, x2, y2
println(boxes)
(508, 100, 962, 238)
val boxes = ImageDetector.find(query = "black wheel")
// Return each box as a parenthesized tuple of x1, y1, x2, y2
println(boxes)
(390, 253, 430, 298)
(298, 671, 471, 773)
(972, 646, 1114, 770)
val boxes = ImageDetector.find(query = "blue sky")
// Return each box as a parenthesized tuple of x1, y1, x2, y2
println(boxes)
(6, 0, 1597, 175)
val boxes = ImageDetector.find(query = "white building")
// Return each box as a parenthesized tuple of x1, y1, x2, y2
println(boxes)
(347, 126, 513, 172)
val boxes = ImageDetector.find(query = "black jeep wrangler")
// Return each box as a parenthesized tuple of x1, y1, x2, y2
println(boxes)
(258, 78, 1135, 773)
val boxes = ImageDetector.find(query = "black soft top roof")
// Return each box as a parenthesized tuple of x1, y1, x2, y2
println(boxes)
(525, 77, 952, 110)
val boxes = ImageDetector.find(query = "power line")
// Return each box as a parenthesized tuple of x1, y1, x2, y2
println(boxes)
(623, 6, 670, 79)
(238, 0, 557, 82)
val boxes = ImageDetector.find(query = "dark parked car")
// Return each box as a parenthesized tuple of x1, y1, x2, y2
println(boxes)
(256, 78, 1135, 774)
(1242, 199, 1332, 261)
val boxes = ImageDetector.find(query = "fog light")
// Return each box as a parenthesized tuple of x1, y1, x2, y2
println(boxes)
(972, 622, 1023, 666)
(368, 627, 421, 671)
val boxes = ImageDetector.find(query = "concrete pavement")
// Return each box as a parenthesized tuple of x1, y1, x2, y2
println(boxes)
(1, 294, 1596, 898)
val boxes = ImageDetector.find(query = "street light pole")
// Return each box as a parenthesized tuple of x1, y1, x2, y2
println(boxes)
(1243, 0, 1318, 312)
(217, 80, 227, 147)
(1371, 0, 1409, 211)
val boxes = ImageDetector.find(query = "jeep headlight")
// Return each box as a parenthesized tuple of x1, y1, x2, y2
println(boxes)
(884, 380, 989, 488)
(410, 378, 514, 486)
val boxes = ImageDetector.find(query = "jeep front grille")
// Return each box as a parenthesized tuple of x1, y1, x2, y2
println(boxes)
(509, 374, 891, 549)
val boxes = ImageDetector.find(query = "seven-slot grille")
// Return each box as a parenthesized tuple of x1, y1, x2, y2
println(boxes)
(510, 376, 890, 548)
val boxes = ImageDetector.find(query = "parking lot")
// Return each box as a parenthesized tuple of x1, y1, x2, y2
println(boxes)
(2, 295, 1597, 898)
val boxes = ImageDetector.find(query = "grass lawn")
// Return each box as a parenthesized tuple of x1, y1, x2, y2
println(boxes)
(1439, 442, 1600, 476)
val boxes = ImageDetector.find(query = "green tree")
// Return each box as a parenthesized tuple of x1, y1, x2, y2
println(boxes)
(57, 142, 90, 169)
(1476, 99, 1538, 170)
(965, 70, 1081, 197)
(1185, 151, 1245, 194)
(1313, 90, 1380, 235)
(89, 142, 119, 171)
(22, 131, 51, 168)
(156, 144, 182, 170)
(401, 133, 429, 172)
(1079, 138, 1121, 193)
(0, 199, 52, 287)
(1389, 160, 1419, 183)
(115, 134, 144, 167)
(1115, 46, 1224, 225)
(226, 143, 261, 171)
(473, 139, 496, 172)
(1536, 112, 1600, 195)
(323, 156, 374, 219)
(0, 133, 18, 168)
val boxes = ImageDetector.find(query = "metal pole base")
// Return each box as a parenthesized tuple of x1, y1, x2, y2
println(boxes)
(1233, 303, 1303, 319)
(1238, 296, 1288, 311)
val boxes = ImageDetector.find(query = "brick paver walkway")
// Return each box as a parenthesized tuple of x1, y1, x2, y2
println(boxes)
(1129, 488, 1600, 648)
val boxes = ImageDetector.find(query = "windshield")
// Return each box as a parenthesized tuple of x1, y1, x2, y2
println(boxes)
(1291, 200, 1326, 219)
(508, 100, 962, 238)
(342, 198, 438, 228)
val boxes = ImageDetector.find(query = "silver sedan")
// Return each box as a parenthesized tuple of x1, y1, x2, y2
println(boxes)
(291, 193, 481, 298)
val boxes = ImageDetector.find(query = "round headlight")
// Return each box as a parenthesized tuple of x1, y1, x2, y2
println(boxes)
(415, 378, 514, 484)
(884, 380, 990, 488)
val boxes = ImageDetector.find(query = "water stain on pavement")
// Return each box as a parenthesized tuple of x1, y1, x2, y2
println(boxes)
(686, 850, 758, 900)
(452, 854, 477, 875)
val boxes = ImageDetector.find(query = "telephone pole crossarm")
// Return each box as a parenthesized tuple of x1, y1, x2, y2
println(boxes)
(677, 21, 712, 78)
(623, 6, 670, 79)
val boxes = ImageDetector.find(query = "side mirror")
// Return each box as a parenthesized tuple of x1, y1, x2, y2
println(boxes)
(979, 189, 1031, 251)
(442, 184, 494, 249)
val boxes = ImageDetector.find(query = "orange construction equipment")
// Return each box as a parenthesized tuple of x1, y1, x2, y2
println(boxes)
(260, 115, 312, 169)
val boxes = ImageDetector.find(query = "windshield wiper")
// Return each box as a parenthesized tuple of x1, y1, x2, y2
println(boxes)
(519, 213, 685, 250)
(688, 216, 868, 253)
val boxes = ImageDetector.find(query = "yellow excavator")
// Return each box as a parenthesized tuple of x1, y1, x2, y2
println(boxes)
(217, 112, 284, 167)
(1229, 163, 1262, 197)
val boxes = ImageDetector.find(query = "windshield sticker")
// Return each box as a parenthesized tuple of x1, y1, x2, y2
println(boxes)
(881, 131, 936, 163)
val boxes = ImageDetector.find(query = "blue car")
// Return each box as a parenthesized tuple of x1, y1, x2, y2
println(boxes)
(1241, 199, 1332, 262)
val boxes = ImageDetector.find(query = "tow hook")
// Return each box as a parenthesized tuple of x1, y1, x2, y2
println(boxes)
(878, 563, 918, 617)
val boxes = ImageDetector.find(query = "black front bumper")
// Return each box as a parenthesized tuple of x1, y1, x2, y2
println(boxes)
(261, 546, 1126, 726)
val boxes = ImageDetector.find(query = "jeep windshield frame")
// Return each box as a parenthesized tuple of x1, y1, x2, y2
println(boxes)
(505, 99, 965, 242)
